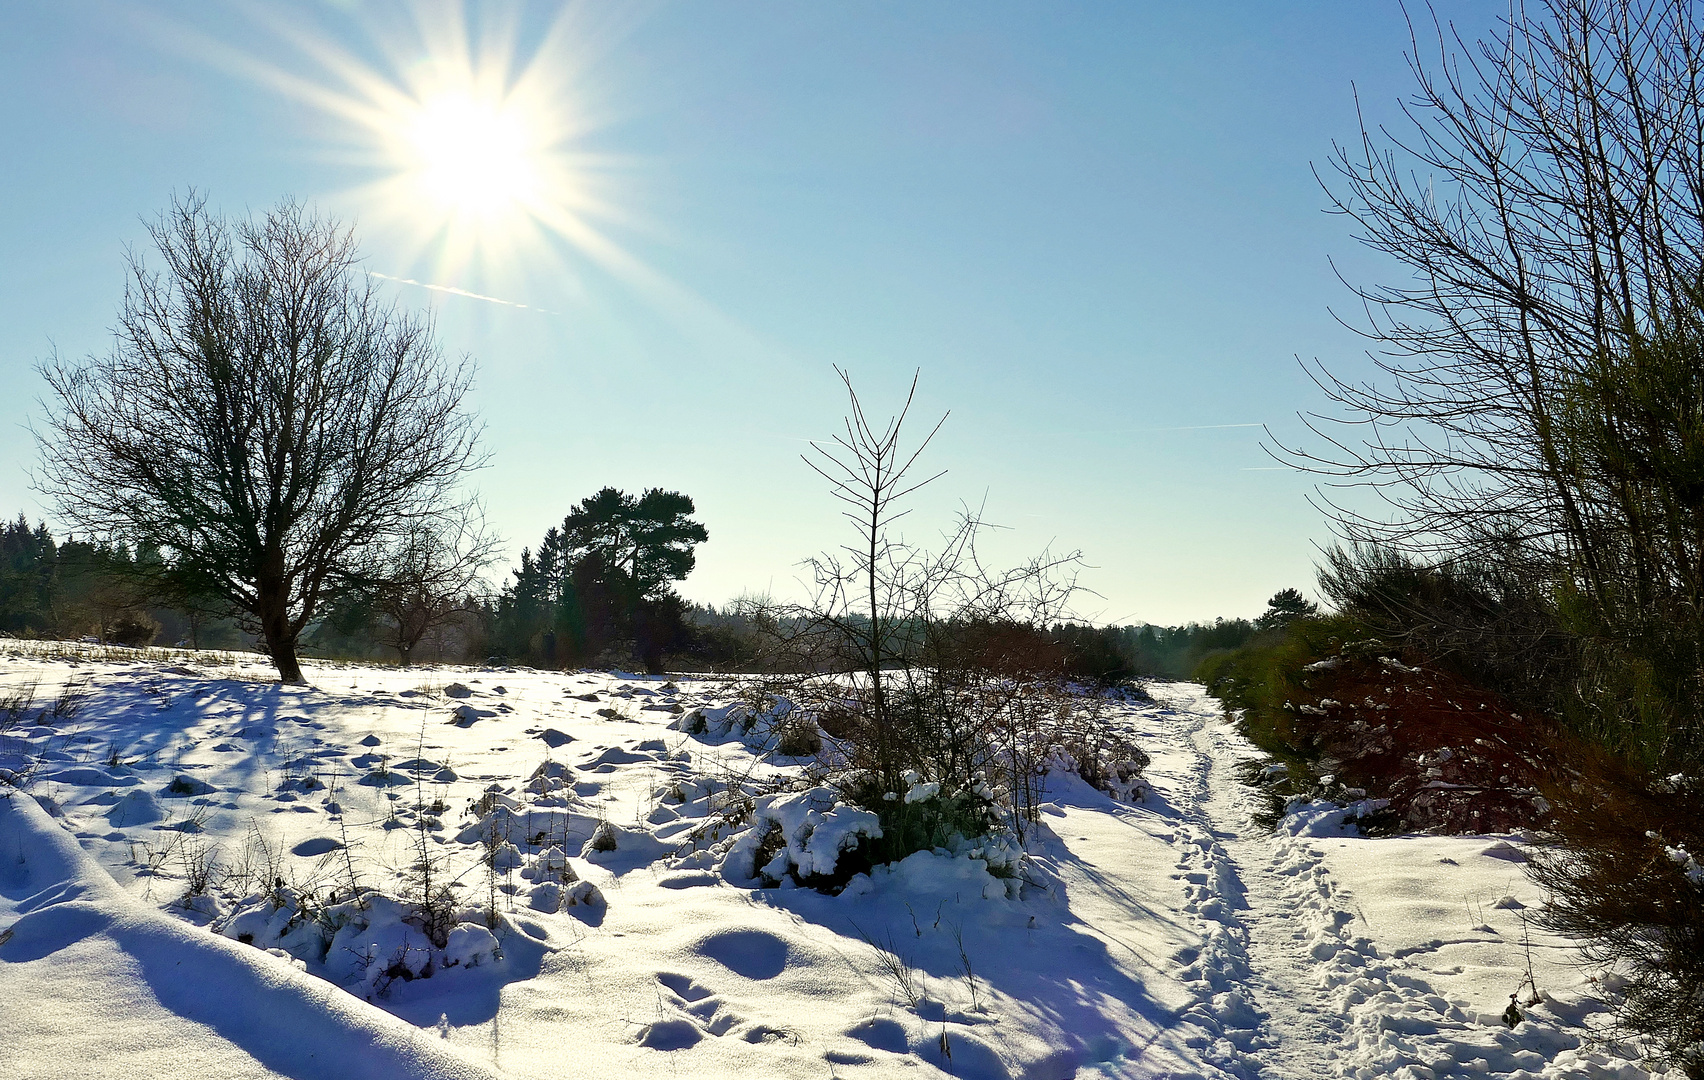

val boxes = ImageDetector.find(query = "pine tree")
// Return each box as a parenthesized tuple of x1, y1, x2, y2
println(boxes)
(1256, 588, 1318, 631)
(493, 488, 707, 671)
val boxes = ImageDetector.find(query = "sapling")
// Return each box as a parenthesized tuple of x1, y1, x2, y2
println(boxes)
(1516, 916, 1543, 1008)
(333, 803, 364, 908)
(405, 715, 453, 947)
(951, 921, 984, 1013)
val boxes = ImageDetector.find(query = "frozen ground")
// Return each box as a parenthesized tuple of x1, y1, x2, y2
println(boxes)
(0, 643, 1673, 1079)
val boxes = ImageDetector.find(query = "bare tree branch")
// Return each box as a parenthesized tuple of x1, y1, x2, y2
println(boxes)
(34, 192, 487, 682)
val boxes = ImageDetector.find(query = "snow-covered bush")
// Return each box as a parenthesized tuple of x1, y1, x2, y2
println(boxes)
(673, 676, 1150, 888)
(219, 887, 519, 997)
(1048, 706, 1153, 803)
(724, 787, 883, 888)
(519, 846, 602, 911)
(583, 820, 618, 854)
(845, 767, 1012, 871)
(673, 701, 752, 739)
(671, 695, 825, 757)
(717, 776, 1024, 894)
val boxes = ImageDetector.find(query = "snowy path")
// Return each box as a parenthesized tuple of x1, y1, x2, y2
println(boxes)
(1182, 699, 1347, 1079)
(1147, 685, 1655, 1080)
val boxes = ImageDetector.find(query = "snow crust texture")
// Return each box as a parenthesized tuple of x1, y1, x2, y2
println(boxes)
(0, 643, 1677, 1079)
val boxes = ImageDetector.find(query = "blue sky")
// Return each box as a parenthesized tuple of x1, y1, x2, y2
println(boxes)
(0, 2, 1497, 625)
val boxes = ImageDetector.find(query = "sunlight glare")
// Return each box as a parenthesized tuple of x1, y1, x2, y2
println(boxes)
(175, 2, 732, 321)
(406, 91, 541, 219)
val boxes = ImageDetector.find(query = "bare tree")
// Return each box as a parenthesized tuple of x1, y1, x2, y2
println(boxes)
(1284, 0, 1704, 580)
(1280, 0, 1704, 767)
(36, 193, 485, 682)
(799, 367, 950, 786)
(371, 505, 499, 666)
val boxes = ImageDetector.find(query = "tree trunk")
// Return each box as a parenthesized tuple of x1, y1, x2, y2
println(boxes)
(268, 632, 305, 683)
(257, 574, 305, 683)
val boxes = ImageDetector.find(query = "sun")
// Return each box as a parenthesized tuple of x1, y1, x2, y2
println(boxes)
(169, 3, 686, 301)
(177, 2, 623, 280)
(403, 90, 542, 222)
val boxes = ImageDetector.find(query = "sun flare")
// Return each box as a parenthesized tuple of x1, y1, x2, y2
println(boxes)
(174, 3, 707, 313)
(181, 2, 633, 283)
(404, 91, 542, 220)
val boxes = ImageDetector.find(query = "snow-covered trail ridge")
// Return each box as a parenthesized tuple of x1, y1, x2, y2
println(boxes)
(0, 646, 1675, 1079)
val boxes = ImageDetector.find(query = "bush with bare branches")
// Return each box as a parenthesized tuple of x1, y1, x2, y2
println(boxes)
(739, 371, 1145, 875)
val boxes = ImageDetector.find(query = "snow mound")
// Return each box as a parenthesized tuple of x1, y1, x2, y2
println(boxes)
(0, 791, 504, 1080)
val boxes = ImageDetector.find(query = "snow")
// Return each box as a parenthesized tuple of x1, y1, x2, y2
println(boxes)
(0, 783, 503, 1080)
(734, 787, 883, 883)
(1652, 835, 1704, 886)
(0, 642, 1679, 1079)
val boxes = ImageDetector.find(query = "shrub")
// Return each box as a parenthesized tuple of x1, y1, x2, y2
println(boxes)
(838, 768, 1006, 869)
(774, 713, 823, 757)
(1317, 544, 1575, 716)
(1197, 609, 1556, 834)
(107, 613, 160, 647)
(726, 370, 1153, 888)
(1528, 753, 1704, 1076)
(1193, 613, 1361, 770)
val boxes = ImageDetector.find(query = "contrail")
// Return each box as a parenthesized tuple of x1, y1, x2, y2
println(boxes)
(366, 271, 556, 314)
(1145, 422, 1265, 431)
(1058, 421, 1266, 436)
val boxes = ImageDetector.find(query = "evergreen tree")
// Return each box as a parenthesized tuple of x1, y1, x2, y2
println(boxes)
(494, 488, 707, 671)
(1256, 588, 1319, 631)
(0, 515, 57, 634)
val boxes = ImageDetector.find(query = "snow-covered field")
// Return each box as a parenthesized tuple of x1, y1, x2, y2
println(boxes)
(0, 644, 1671, 1079)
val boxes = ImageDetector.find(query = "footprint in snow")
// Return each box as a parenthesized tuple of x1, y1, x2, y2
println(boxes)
(644, 972, 747, 1043)
(583, 746, 650, 769)
(657, 971, 713, 1002)
(846, 1016, 909, 1054)
(389, 757, 444, 773)
(635, 1019, 702, 1050)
